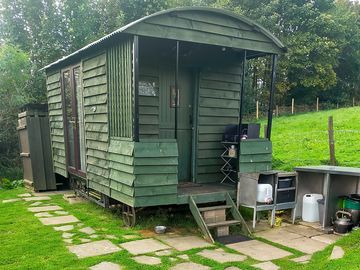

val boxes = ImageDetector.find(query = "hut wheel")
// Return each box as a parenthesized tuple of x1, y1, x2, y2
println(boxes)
(122, 204, 136, 227)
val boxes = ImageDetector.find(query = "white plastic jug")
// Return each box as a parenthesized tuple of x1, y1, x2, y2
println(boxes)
(257, 184, 273, 203)
(302, 194, 324, 222)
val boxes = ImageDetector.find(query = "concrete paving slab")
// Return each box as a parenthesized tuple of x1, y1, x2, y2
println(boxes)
(133, 255, 161, 265)
(18, 193, 32, 197)
(157, 235, 213, 251)
(224, 267, 241, 270)
(170, 262, 210, 270)
(62, 232, 75, 239)
(80, 238, 91, 243)
(311, 234, 342, 244)
(34, 212, 53, 218)
(197, 249, 247, 263)
(30, 202, 42, 206)
(276, 236, 328, 254)
(79, 226, 96, 235)
(2, 198, 21, 203)
(90, 234, 99, 239)
(291, 254, 312, 263)
(39, 215, 79, 226)
(90, 262, 122, 270)
(227, 240, 291, 261)
(33, 190, 73, 196)
(155, 250, 173, 256)
(123, 234, 139, 240)
(252, 261, 279, 270)
(54, 211, 69, 215)
(54, 225, 74, 232)
(284, 225, 323, 237)
(24, 196, 51, 201)
(177, 254, 189, 260)
(63, 239, 73, 244)
(330, 246, 344, 260)
(28, 205, 62, 212)
(105, 234, 118, 240)
(120, 238, 169, 255)
(256, 227, 302, 242)
(68, 240, 121, 258)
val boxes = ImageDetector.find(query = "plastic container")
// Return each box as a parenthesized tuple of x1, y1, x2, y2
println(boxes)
(345, 197, 360, 210)
(278, 178, 293, 189)
(257, 184, 273, 203)
(302, 194, 323, 222)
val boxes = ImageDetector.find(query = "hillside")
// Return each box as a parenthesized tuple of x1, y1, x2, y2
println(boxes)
(269, 107, 360, 171)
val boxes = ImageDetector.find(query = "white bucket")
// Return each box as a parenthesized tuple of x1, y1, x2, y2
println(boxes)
(257, 184, 273, 203)
(302, 194, 324, 222)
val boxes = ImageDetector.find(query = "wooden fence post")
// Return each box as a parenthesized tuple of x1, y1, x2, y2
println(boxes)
(316, 97, 319, 112)
(328, 116, 336, 165)
(291, 98, 294, 114)
(276, 105, 279, 117)
(256, 100, 259, 120)
(353, 97, 355, 107)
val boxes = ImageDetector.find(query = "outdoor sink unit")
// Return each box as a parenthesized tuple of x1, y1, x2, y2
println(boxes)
(41, 7, 285, 241)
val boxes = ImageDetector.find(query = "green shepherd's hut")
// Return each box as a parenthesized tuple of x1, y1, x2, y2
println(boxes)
(42, 7, 285, 241)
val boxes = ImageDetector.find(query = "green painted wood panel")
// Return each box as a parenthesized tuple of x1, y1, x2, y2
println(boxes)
(46, 71, 67, 177)
(107, 37, 133, 138)
(196, 65, 241, 184)
(239, 139, 272, 173)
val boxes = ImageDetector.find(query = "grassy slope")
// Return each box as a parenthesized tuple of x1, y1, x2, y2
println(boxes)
(270, 107, 360, 171)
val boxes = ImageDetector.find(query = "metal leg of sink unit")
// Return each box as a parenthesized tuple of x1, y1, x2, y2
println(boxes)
(253, 208, 257, 229)
(270, 208, 275, 227)
(291, 207, 296, 224)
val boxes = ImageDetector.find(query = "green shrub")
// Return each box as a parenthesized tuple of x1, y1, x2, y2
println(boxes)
(0, 178, 23, 190)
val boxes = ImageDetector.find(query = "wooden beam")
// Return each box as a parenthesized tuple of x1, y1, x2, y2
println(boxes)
(266, 54, 277, 139)
(133, 36, 140, 142)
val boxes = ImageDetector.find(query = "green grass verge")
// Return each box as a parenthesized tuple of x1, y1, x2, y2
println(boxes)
(269, 107, 360, 171)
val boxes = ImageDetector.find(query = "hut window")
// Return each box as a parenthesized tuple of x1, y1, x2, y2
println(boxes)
(139, 76, 159, 96)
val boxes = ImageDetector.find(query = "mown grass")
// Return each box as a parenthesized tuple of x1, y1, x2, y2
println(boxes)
(2, 188, 360, 269)
(269, 107, 360, 171)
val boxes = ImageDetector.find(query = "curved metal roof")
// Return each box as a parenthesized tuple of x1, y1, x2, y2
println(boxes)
(42, 7, 286, 71)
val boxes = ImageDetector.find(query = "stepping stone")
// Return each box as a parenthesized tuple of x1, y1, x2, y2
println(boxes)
(90, 234, 99, 239)
(252, 261, 279, 270)
(155, 249, 173, 256)
(80, 238, 91, 243)
(28, 205, 62, 213)
(291, 254, 312, 263)
(177, 254, 189, 260)
(330, 246, 344, 260)
(157, 235, 213, 251)
(90, 262, 122, 270)
(54, 225, 74, 232)
(225, 267, 241, 270)
(284, 225, 323, 238)
(311, 234, 341, 244)
(256, 228, 302, 243)
(39, 215, 79, 226)
(63, 239, 73, 244)
(120, 238, 170, 255)
(54, 211, 69, 215)
(77, 223, 84, 227)
(276, 236, 328, 254)
(123, 234, 138, 239)
(68, 240, 121, 259)
(227, 240, 291, 261)
(24, 196, 51, 201)
(169, 258, 177, 262)
(62, 232, 75, 239)
(197, 248, 247, 263)
(18, 193, 32, 197)
(30, 202, 42, 206)
(133, 255, 161, 265)
(2, 198, 21, 203)
(79, 226, 95, 235)
(105, 234, 118, 240)
(34, 212, 53, 218)
(170, 262, 210, 270)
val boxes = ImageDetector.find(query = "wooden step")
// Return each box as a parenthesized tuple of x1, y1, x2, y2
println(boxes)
(207, 220, 241, 228)
(198, 205, 232, 212)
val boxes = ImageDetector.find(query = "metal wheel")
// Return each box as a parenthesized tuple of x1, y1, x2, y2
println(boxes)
(122, 204, 136, 227)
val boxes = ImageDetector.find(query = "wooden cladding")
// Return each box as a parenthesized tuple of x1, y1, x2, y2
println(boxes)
(107, 38, 133, 138)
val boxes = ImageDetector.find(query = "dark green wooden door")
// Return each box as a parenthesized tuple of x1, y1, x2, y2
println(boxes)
(177, 69, 194, 182)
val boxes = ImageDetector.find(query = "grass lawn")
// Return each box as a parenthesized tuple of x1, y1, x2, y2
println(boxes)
(269, 107, 360, 171)
(2, 188, 360, 269)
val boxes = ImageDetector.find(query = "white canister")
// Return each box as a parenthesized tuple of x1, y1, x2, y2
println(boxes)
(257, 184, 273, 203)
(302, 194, 324, 222)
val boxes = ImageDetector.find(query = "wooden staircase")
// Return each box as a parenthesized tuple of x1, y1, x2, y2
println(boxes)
(189, 192, 251, 243)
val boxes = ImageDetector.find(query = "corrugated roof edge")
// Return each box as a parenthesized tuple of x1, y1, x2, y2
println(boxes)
(40, 7, 286, 71)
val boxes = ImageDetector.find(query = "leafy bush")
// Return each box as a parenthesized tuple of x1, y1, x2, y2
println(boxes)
(0, 177, 23, 190)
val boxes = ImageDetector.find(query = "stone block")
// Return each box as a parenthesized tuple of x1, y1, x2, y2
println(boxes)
(120, 238, 170, 255)
(90, 262, 122, 270)
(133, 255, 161, 265)
(68, 240, 121, 258)
(28, 205, 62, 212)
(39, 215, 79, 226)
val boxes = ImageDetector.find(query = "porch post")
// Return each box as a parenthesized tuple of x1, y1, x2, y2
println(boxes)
(266, 54, 277, 139)
(175, 41, 179, 139)
(237, 50, 247, 141)
(133, 35, 139, 142)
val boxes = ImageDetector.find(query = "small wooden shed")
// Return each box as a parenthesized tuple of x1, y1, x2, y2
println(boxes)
(43, 7, 285, 235)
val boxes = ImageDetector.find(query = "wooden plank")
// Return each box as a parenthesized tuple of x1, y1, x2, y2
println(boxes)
(199, 116, 238, 125)
(83, 75, 107, 87)
(85, 113, 108, 123)
(133, 165, 177, 174)
(134, 157, 177, 166)
(199, 88, 240, 100)
(200, 80, 240, 91)
(135, 185, 177, 196)
(89, 181, 110, 196)
(84, 94, 107, 106)
(83, 53, 106, 72)
(110, 189, 134, 207)
(83, 84, 107, 97)
(85, 123, 108, 133)
(239, 153, 272, 163)
(87, 164, 109, 178)
(139, 125, 159, 135)
(47, 72, 60, 84)
(87, 148, 108, 160)
(133, 194, 177, 207)
(86, 139, 108, 151)
(109, 181, 134, 196)
(84, 104, 107, 115)
(139, 115, 159, 125)
(110, 161, 134, 174)
(199, 97, 239, 109)
(139, 106, 159, 115)
(83, 65, 106, 79)
(108, 140, 134, 155)
(85, 131, 108, 142)
(240, 140, 272, 154)
(87, 156, 108, 168)
(108, 153, 134, 165)
(48, 95, 62, 104)
(134, 174, 178, 187)
(109, 169, 135, 186)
